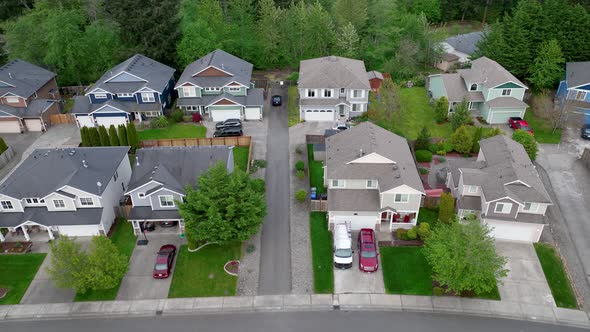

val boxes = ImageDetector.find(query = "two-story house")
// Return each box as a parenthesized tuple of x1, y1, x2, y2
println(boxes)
(446, 135, 552, 242)
(0, 59, 60, 133)
(73, 54, 175, 128)
(174, 49, 264, 122)
(298, 56, 371, 122)
(324, 122, 425, 231)
(0, 147, 131, 242)
(556, 62, 590, 121)
(125, 146, 234, 235)
(428, 56, 529, 124)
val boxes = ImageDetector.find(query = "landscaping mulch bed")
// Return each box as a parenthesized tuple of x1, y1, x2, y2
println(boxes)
(0, 242, 32, 254)
(380, 233, 425, 247)
(223, 260, 240, 276)
(0, 288, 8, 299)
(417, 162, 431, 168)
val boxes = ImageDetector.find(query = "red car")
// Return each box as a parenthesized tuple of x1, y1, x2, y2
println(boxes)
(153, 244, 177, 279)
(357, 228, 378, 272)
(508, 117, 534, 135)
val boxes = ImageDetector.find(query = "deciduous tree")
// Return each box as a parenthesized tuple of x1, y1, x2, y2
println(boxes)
(46, 236, 89, 293)
(84, 236, 129, 291)
(512, 129, 538, 160)
(450, 100, 470, 131)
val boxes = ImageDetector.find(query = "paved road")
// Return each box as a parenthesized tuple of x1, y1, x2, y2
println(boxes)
(0, 311, 585, 331)
(258, 85, 291, 295)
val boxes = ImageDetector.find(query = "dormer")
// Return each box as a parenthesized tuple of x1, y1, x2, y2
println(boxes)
(193, 65, 233, 77)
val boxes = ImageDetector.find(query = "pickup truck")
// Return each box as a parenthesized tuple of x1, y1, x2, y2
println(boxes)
(508, 117, 534, 135)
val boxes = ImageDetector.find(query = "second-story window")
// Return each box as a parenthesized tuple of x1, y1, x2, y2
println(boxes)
(494, 202, 512, 214)
(366, 180, 377, 188)
(324, 89, 332, 97)
(80, 198, 94, 206)
(501, 89, 512, 96)
(470, 84, 477, 91)
(467, 185, 478, 193)
(340, 88, 345, 94)
(307, 89, 316, 98)
(159, 195, 174, 207)
(94, 93, 107, 99)
(228, 87, 240, 92)
(394, 193, 409, 203)
(1, 201, 14, 210)
(6, 96, 19, 103)
(353, 90, 362, 98)
(141, 93, 155, 102)
(205, 87, 221, 92)
(183, 87, 196, 97)
(117, 93, 133, 98)
(331, 179, 344, 188)
(53, 199, 66, 209)
(25, 198, 40, 204)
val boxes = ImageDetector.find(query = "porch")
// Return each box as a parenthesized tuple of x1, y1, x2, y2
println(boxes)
(128, 219, 185, 236)
(378, 210, 418, 233)
(0, 223, 55, 243)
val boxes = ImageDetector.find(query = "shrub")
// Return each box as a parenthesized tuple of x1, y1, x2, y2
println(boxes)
(436, 150, 446, 156)
(410, 75, 425, 87)
(295, 160, 305, 171)
(415, 126, 431, 151)
(395, 228, 407, 239)
(286, 72, 299, 81)
(406, 228, 418, 240)
(151, 116, 168, 128)
(182, 115, 192, 122)
(417, 223, 431, 240)
(415, 150, 433, 162)
(451, 126, 473, 154)
(295, 144, 304, 154)
(433, 286, 446, 296)
(251, 178, 266, 194)
(472, 127, 482, 153)
(296, 170, 305, 180)
(438, 140, 453, 153)
(437, 156, 446, 163)
(434, 96, 449, 124)
(170, 109, 184, 123)
(245, 244, 256, 254)
(295, 189, 307, 203)
(483, 127, 503, 138)
(450, 100, 471, 131)
(428, 143, 439, 154)
(438, 193, 456, 224)
(191, 112, 202, 123)
(512, 129, 538, 160)
(419, 167, 429, 175)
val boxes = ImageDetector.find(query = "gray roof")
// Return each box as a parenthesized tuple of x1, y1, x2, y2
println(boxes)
(565, 62, 590, 88)
(299, 97, 350, 107)
(328, 189, 380, 211)
(175, 89, 264, 107)
(0, 59, 56, 99)
(440, 74, 485, 102)
(441, 53, 460, 62)
(487, 97, 528, 108)
(367, 71, 384, 80)
(176, 50, 253, 89)
(326, 122, 424, 193)
(458, 57, 526, 88)
(87, 54, 175, 95)
(458, 195, 482, 210)
(299, 56, 371, 90)
(127, 146, 234, 194)
(128, 206, 182, 221)
(0, 147, 130, 198)
(0, 207, 103, 228)
(72, 96, 162, 114)
(445, 31, 483, 55)
(0, 99, 55, 118)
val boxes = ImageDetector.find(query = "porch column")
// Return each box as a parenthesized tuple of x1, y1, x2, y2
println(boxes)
(21, 226, 30, 241)
(47, 227, 55, 240)
(0, 229, 4, 242)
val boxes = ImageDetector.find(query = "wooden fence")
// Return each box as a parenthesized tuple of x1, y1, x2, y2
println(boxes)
(49, 113, 76, 125)
(582, 148, 590, 170)
(310, 199, 328, 212)
(140, 136, 251, 148)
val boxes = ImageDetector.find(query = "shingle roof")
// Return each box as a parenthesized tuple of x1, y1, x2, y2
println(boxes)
(72, 96, 162, 114)
(128, 206, 182, 221)
(440, 74, 485, 102)
(299, 56, 371, 89)
(328, 189, 380, 211)
(0, 147, 129, 198)
(0, 99, 55, 118)
(487, 97, 528, 108)
(458, 56, 526, 88)
(441, 53, 460, 62)
(175, 88, 264, 107)
(367, 71, 384, 80)
(0, 59, 56, 99)
(445, 31, 484, 55)
(0, 207, 103, 228)
(175, 50, 253, 89)
(565, 62, 590, 88)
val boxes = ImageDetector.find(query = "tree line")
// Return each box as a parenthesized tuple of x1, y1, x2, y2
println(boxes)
(80, 122, 139, 149)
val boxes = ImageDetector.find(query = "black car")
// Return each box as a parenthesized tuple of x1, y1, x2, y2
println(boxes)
(215, 118, 242, 130)
(160, 220, 178, 228)
(582, 124, 590, 140)
(214, 127, 243, 137)
(272, 95, 282, 106)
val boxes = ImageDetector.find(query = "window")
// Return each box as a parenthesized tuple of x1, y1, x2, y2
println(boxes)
(53, 199, 66, 209)
(5, 96, 19, 103)
(116, 93, 133, 98)
(40, 199, 45, 203)
(1, 201, 14, 209)
(340, 88, 345, 94)
(159, 195, 174, 207)
(138, 193, 145, 198)
(25, 198, 41, 204)
(575, 90, 587, 101)
(80, 198, 94, 206)
(470, 84, 477, 91)
(141, 93, 155, 102)
(352, 104, 361, 112)
(228, 87, 240, 92)
(366, 180, 377, 188)
(323, 89, 332, 97)
(394, 193, 409, 203)
(331, 180, 344, 188)
(501, 89, 512, 96)
(144, 111, 160, 117)
(183, 87, 196, 97)
(204, 87, 221, 92)
(307, 89, 316, 98)
(94, 93, 107, 99)
(114, 171, 118, 182)
(523, 202, 539, 212)
(466, 185, 478, 193)
(494, 202, 512, 214)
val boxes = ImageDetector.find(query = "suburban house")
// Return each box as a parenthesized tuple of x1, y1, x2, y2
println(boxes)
(324, 122, 425, 231)
(0, 59, 60, 133)
(174, 49, 264, 122)
(428, 56, 529, 124)
(441, 31, 483, 63)
(72, 54, 175, 128)
(435, 53, 460, 72)
(125, 146, 234, 235)
(298, 56, 371, 122)
(556, 62, 590, 121)
(446, 135, 552, 242)
(0, 147, 131, 242)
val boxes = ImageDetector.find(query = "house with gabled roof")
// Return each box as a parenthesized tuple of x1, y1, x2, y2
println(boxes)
(556, 61, 590, 121)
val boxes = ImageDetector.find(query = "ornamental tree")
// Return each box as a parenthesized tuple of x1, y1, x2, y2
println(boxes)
(108, 125, 120, 146)
(46, 236, 88, 293)
(84, 236, 129, 291)
(434, 96, 449, 124)
(438, 192, 455, 224)
(451, 125, 473, 154)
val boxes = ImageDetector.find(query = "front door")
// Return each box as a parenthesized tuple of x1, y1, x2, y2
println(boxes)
(339, 105, 346, 117)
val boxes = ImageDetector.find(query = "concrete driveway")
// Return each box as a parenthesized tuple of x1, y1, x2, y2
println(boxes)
(116, 234, 182, 301)
(495, 241, 555, 306)
(334, 232, 385, 294)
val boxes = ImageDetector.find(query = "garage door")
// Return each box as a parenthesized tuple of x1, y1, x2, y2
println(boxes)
(96, 115, 127, 128)
(57, 225, 101, 237)
(304, 109, 334, 122)
(76, 115, 95, 128)
(211, 108, 241, 122)
(485, 219, 543, 242)
(334, 215, 378, 231)
(488, 108, 525, 124)
(245, 107, 261, 120)
(0, 119, 22, 133)
(24, 118, 43, 131)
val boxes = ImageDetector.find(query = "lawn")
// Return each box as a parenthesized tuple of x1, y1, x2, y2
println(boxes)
(309, 212, 334, 294)
(168, 243, 241, 298)
(288, 86, 300, 127)
(233, 146, 249, 172)
(417, 207, 438, 225)
(534, 243, 578, 308)
(0, 253, 46, 304)
(524, 111, 562, 144)
(307, 144, 326, 194)
(74, 220, 136, 301)
(437, 20, 483, 38)
(138, 123, 206, 140)
(381, 247, 433, 295)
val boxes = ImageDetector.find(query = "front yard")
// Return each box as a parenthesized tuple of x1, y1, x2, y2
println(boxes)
(381, 247, 432, 295)
(307, 144, 326, 194)
(233, 147, 250, 172)
(534, 243, 577, 308)
(310, 212, 334, 294)
(168, 243, 241, 298)
(138, 123, 207, 140)
(0, 253, 46, 304)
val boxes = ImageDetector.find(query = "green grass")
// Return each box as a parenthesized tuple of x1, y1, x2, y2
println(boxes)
(418, 207, 439, 225)
(310, 212, 334, 294)
(307, 144, 326, 194)
(288, 86, 300, 127)
(168, 243, 241, 298)
(74, 220, 136, 301)
(437, 21, 482, 38)
(233, 147, 249, 172)
(0, 253, 46, 304)
(475, 285, 501, 300)
(381, 247, 433, 295)
(534, 243, 578, 308)
(138, 123, 206, 140)
(524, 111, 562, 144)
(63, 99, 74, 113)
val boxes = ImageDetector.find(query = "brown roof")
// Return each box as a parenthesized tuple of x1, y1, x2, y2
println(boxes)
(458, 56, 526, 88)
(441, 53, 460, 62)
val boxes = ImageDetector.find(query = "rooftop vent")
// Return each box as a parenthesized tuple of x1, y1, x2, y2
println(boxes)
(97, 181, 102, 192)
(135, 157, 140, 167)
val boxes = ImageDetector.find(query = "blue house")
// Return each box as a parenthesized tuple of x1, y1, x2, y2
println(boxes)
(557, 62, 590, 122)
(73, 54, 175, 128)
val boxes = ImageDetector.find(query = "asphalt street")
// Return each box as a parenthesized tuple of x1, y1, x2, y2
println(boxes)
(1, 311, 586, 332)
(258, 84, 291, 295)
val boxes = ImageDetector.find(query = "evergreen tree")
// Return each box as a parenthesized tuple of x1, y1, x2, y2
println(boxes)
(451, 126, 473, 154)
(333, 0, 367, 31)
(415, 126, 431, 151)
(98, 125, 110, 146)
(224, 0, 259, 63)
(126, 122, 139, 149)
(434, 96, 449, 124)
(450, 100, 471, 131)
(528, 39, 565, 91)
(118, 125, 128, 146)
(0, 137, 8, 154)
(438, 192, 455, 224)
(257, 0, 283, 67)
(80, 127, 90, 147)
(108, 125, 120, 146)
(88, 127, 101, 147)
(336, 22, 360, 58)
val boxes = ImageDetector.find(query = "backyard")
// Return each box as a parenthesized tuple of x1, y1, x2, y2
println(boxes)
(307, 144, 326, 194)
(309, 212, 333, 294)
(138, 123, 207, 140)
(168, 242, 241, 298)
(288, 86, 300, 127)
(0, 253, 46, 304)
(233, 147, 249, 172)
(534, 243, 577, 308)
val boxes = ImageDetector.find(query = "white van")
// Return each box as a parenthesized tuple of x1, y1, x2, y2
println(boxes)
(333, 223, 353, 269)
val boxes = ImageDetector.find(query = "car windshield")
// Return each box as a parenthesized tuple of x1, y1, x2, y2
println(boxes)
(335, 248, 352, 258)
(361, 250, 377, 258)
(154, 263, 167, 271)
(273, 96, 280, 101)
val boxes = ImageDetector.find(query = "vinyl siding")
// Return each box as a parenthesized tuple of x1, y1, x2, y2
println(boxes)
(461, 185, 481, 197)
(89, 93, 112, 104)
(428, 75, 447, 99)
(45, 193, 76, 211)
(486, 87, 526, 101)
(224, 86, 247, 96)
(129, 181, 161, 207)
(485, 198, 519, 219)
(59, 186, 102, 208)
(0, 194, 23, 212)
(99, 156, 132, 233)
(149, 189, 183, 211)
(136, 92, 158, 104)
(380, 193, 421, 212)
(517, 203, 549, 215)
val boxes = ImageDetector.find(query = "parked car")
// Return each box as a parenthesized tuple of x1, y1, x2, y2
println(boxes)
(508, 117, 534, 135)
(582, 124, 590, 140)
(153, 244, 177, 279)
(333, 123, 350, 131)
(333, 223, 353, 269)
(213, 127, 243, 137)
(357, 228, 378, 272)
(160, 220, 178, 228)
(215, 118, 242, 130)
(272, 95, 282, 106)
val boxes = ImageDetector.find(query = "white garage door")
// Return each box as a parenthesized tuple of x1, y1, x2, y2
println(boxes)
(57, 225, 100, 237)
(211, 108, 241, 122)
(24, 119, 43, 131)
(334, 215, 378, 231)
(485, 219, 543, 242)
(96, 115, 127, 128)
(0, 119, 22, 133)
(304, 109, 334, 122)
(76, 115, 95, 128)
(245, 107, 261, 120)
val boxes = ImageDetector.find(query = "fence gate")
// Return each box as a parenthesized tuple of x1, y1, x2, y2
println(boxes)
(49, 114, 76, 125)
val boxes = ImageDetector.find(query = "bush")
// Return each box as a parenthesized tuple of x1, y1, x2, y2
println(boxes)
(295, 144, 304, 154)
(419, 167, 429, 175)
(450, 100, 471, 131)
(512, 129, 538, 160)
(251, 178, 266, 194)
(191, 112, 202, 123)
(483, 127, 503, 138)
(417, 223, 431, 240)
(451, 126, 473, 154)
(286, 72, 299, 81)
(407, 228, 418, 240)
(245, 244, 256, 254)
(434, 96, 449, 124)
(472, 127, 482, 153)
(428, 143, 439, 154)
(438, 193, 456, 224)
(295, 189, 307, 203)
(437, 156, 446, 163)
(170, 109, 184, 123)
(395, 228, 407, 239)
(415, 150, 433, 162)
(415, 126, 431, 151)
(182, 115, 192, 122)
(433, 286, 446, 296)
(151, 116, 169, 128)
(438, 140, 453, 153)
(436, 150, 446, 156)
(410, 75, 425, 87)
(296, 170, 305, 180)
(295, 160, 305, 171)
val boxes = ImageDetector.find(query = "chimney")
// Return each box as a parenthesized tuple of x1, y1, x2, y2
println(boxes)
(82, 160, 88, 168)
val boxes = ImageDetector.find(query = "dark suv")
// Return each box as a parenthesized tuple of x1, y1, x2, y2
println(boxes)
(213, 127, 243, 137)
(215, 118, 242, 130)
(582, 124, 590, 140)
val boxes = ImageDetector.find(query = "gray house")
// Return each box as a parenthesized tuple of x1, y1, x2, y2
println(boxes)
(125, 146, 234, 235)
(446, 135, 552, 242)
(174, 49, 264, 122)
